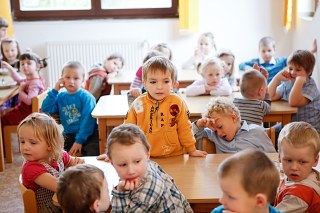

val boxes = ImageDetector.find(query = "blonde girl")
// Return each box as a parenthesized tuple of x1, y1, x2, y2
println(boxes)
(182, 32, 217, 70)
(19, 113, 84, 213)
(186, 57, 232, 96)
(1, 52, 47, 127)
(216, 48, 238, 91)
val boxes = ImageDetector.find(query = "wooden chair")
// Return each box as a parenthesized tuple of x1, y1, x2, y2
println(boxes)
(4, 90, 49, 163)
(19, 175, 38, 213)
(201, 127, 276, 154)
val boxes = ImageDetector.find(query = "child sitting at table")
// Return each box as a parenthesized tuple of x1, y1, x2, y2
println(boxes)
(185, 57, 232, 97)
(211, 149, 281, 213)
(57, 164, 110, 213)
(19, 113, 84, 213)
(85, 53, 124, 101)
(274, 121, 320, 212)
(107, 123, 193, 212)
(192, 97, 276, 153)
(125, 56, 207, 158)
(42, 61, 100, 156)
(268, 49, 320, 132)
(233, 69, 271, 125)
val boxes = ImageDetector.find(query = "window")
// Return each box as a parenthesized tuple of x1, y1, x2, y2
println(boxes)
(11, 0, 178, 21)
(298, 0, 319, 20)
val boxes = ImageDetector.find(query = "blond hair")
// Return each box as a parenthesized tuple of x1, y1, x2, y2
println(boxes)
(202, 97, 240, 122)
(198, 57, 223, 75)
(17, 112, 64, 161)
(240, 69, 266, 98)
(278, 121, 320, 157)
(61, 61, 85, 78)
(259, 36, 275, 49)
(216, 48, 235, 76)
(199, 32, 217, 51)
(218, 149, 280, 203)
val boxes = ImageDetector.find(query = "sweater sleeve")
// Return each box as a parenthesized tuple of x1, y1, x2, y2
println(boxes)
(88, 75, 104, 101)
(210, 78, 232, 96)
(275, 195, 308, 213)
(185, 80, 206, 96)
(238, 58, 258, 71)
(41, 89, 59, 114)
(18, 80, 43, 105)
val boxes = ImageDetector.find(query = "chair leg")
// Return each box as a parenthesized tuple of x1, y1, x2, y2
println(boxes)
(4, 125, 17, 163)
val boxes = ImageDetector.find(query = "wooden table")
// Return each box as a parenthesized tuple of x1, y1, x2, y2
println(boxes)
(0, 75, 19, 172)
(92, 94, 297, 154)
(108, 69, 201, 94)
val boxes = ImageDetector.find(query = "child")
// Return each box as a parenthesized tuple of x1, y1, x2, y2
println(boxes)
(268, 49, 320, 132)
(57, 164, 110, 213)
(216, 48, 238, 91)
(182, 32, 217, 70)
(107, 123, 193, 212)
(125, 56, 207, 158)
(1, 52, 47, 127)
(274, 121, 320, 212)
(185, 57, 232, 96)
(42, 61, 100, 156)
(18, 112, 84, 213)
(129, 42, 173, 98)
(85, 53, 124, 101)
(211, 149, 281, 213)
(0, 16, 8, 58)
(192, 97, 276, 153)
(233, 69, 271, 125)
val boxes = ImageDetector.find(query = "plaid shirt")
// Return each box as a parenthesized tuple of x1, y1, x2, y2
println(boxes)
(111, 161, 193, 213)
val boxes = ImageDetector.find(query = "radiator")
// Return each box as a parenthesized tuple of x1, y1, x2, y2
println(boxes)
(45, 39, 149, 88)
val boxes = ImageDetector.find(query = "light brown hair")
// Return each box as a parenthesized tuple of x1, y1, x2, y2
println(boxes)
(0, 38, 21, 62)
(61, 60, 85, 78)
(216, 48, 235, 76)
(259, 36, 275, 49)
(240, 69, 266, 98)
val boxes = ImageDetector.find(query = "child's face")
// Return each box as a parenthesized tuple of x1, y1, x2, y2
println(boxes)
(219, 55, 234, 75)
(20, 58, 40, 79)
(211, 112, 239, 141)
(98, 177, 110, 211)
(19, 125, 52, 162)
(202, 64, 222, 87)
(110, 141, 150, 182)
(219, 175, 260, 213)
(198, 36, 214, 55)
(104, 58, 123, 74)
(0, 27, 7, 40)
(288, 63, 309, 81)
(2, 42, 18, 64)
(143, 69, 174, 100)
(62, 67, 84, 94)
(259, 44, 275, 63)
(279, 142, 318, 182)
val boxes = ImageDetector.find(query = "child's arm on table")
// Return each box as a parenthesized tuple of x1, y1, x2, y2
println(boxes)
(288, 76, 309, 107)
(67, 156, 85, 167)
(268, 70, 290, 101)
(34, 173, 59, 192)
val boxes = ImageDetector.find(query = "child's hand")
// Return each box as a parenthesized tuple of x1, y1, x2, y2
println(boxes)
(189, 149, 207, 157)
(294, 76, 307, 84)
(19, 82, 27, 92)
(253, 63, 269, 79)
(204, 118, 217, 131)
(276, 70, 292, 81)
(116, 178, 140, 191)
(68, 142, 82, 156)
(0, 61, 15, 73)
(311, 38, 317, 53)
(54, 78, 65, 91)
(96, 153, 111, 162)
(129, 88, 142, 98)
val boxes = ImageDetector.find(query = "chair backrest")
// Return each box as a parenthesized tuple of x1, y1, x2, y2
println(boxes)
(31, 90, 49, 113)
(265, 127, 276, 148)
(19, 175, 38, 213)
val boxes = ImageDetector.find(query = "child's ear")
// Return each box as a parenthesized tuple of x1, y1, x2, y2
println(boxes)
(312, 154, 319, 167)
(255, 193, 267, 208)
(147, 151, 151, 160)
(90, 200, 99, 212)
(173, 81, 179, 89)
(231, 113, 238, 123)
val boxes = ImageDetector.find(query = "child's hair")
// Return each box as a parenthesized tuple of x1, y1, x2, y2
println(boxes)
(57, 164, 106, 213)
(198, 57, 223, 75)
(0, 38, 21, 62)
(240, 69, 266, 98)
(199, 32, 217, 51)
(287, 50, 316, 75)
(216, 48, 235, 75)
(259, 36, 275, 48)
(151, 42, 173, 60)
(142, 56, 177, 83)
(278, 121, 320, 157)
(105, 52, 125, 68)
(0, 16, 8, 28)
(62, 60, 85, 78)
(143, 50, 162, 63)
(202, 97, 241, 121)
(106, 123, 150, 158)
(17, 112, 64, 161)
(19, 52, 48, 69)
(218, 149, 280, 203)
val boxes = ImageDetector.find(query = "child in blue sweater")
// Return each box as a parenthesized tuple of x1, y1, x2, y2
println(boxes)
(42, 61, 99, 156)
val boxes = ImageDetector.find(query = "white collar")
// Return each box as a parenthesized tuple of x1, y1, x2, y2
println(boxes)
(259, 57, 276, 65)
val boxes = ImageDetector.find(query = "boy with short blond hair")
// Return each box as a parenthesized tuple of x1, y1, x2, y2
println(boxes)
(233, 69, 271, 125)
(212, 149, 281, 213)
(125, 56, 207, 157)
(107, 123, 193, 212)
(192, 97, 276, 153)
(274, 121, 320, 212)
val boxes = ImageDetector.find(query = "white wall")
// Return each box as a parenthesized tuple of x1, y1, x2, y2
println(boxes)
(12, 0, 293, 83)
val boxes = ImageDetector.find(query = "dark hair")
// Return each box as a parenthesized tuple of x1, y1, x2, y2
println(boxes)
(287, 50, 316, 75)
(0, 16, 8, 28)
(106, 53, 125, 68)
(0, 38, 21, 62)
(19, 52, 48, 69)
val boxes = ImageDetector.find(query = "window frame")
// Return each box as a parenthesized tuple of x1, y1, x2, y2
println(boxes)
(11, 0, 179, 21)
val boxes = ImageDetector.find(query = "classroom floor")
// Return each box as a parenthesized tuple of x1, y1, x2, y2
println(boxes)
(0, 133, 24, 213)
